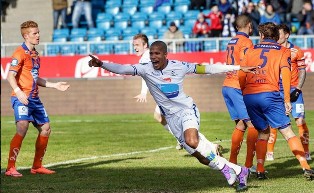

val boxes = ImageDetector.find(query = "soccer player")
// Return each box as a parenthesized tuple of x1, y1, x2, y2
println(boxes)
(5, 20, 70, 177)
(238, 22, 314, 180)
(266, 24, 311, 161)
(88, 41, 257, 191)
(132, 34, 183, 150)
(222, 15, 258, 171)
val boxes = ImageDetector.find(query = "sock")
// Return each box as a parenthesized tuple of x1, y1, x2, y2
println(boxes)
(245, 127, 258, 168)
(267, 127, 277, 153)
(298, 123, 309, 153)
(287, 136, 310, 170)
(229, 128, 244, 164)
(256, 139, 267, 173)
(32, 135, 49, 169)
(7, 133, 24, 170)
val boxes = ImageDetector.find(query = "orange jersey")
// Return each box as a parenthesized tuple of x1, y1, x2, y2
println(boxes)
(240, 39, 291, 95)
(9, 43, 40, 98)
(223, 32, 253, 89)
(288, 42, 306, 87)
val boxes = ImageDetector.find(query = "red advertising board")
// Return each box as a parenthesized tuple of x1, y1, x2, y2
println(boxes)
(1, 50, 314, 79)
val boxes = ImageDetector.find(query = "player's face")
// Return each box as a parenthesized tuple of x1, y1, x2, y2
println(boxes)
(248, 23, 253, 36)
(277, 29, 287, 45)
(133, 38, 147, 56)
(150, 45, 167, 70)
(24, 27, 40, 45)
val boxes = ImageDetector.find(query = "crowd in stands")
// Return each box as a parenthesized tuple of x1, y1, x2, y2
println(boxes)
(49, 0, 314, 44)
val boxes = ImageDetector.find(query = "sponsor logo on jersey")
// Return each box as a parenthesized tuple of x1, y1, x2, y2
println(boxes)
(11, 58, 18, 66)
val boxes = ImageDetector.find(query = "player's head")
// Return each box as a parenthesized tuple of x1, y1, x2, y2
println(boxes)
(235, 14, 253, 36)
(150, 41, 168, 70)
(277, 24, 290, 45)
(20, 20, 40, 45)
(133, 33, 149, 57)
(258, 22, 279, 42)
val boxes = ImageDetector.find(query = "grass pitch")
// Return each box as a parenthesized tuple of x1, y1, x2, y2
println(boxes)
(1, 112, 314, 193)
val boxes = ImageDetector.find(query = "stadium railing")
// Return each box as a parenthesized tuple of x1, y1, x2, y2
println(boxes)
(1, 35, 314, 57)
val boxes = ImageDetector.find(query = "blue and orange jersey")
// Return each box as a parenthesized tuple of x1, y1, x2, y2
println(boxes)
(239, 39, 291, 95)
(223, 32, 253, 89)
(288, 42, 306, 88)
(9, 43, 40, 98)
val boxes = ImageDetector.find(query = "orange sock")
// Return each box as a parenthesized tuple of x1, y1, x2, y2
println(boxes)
(7, 133, 24, 170)
(229, 128, 244, 164)
(245, 127, 258, 168)
(32, 135, 49, 169)
(256, 139, 267, 173)
(267, 128, 277, 153)
(287, 136, 310, 170)
(298, 123, 309, 153)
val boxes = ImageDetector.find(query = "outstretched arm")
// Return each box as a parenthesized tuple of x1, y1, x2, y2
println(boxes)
(89, 54, 135, 75)
(195, 64, 256, 74)
(37, 77, 70, 91)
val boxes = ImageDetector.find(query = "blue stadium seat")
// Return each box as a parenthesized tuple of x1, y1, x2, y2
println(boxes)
(123, 0, 139, 6)
(114, 13, 131, 29)
(47, 45, 61, 56)
(174, 4, 189, 14)
(90, 43, 114, 54)
(53, 37, 68, 42)
(76, 44, 88, 55)
(184, 10, 200, 20)
(157, 3, 172, 14)
(149, 12, 165, 20)
(70, 28, 87, 37)
(60, 44, 76, 55)
(105, 3, 120, 15)
(105, 28, 122, 37)
(123, 27, 140, 37)
(87, 36, 103, 42)
(157, 26, 168, 38)
(132, 20, 147, 28)
(180, 25, 192, 38)
(96, 12, 113, 22)
(149, 20, 164, 28)
(219, 40, 229, 50)
(105, 35, 120, 41)
(121, 5, 138, 15)
(166, 11, 183, 26)
(123, 35, 135, 40)
(139, 5, 154, 14)
(105, 0, 122, 7)
(87, 28, 104, 41)
(184, 41, 203, 52)
(139, 0, 155, 6)
(69, 36, 85, 42)
(114, 43, 130, 54)
(203, 40, 218, 52)
(174, 0, 190, 5)
(96, 21, 112, 30)
(184, 19, 196, 29)
(148, 12, 165, 28)
(52, 29, 69, 42)
(141, 28, 157, 39)
(131, 12, 148, 28)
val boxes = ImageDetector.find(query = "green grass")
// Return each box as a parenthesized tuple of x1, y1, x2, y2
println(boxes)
(1, 112, 314, 193)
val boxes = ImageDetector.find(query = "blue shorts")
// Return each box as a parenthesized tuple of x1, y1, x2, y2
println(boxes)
(280, 88, 305, 119)
(243, 92, 291, 131)
(11, 97, 49, 126)
(222, 86, 250, 121)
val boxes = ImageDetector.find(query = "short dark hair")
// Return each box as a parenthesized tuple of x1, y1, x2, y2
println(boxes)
(258, 22, 279, 41)
(235, 15, 251, 29)
(277, 24, 290, 35)
(151, 41, 167, 53)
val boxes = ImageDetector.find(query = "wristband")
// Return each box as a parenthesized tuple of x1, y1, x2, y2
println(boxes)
(14, 87, 21, 93)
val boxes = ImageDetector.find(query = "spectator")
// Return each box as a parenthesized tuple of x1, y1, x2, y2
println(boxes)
(222, 9, 236, 37)
(205, 5, 224, 37)
(234, 0, 250, 16)
(154, 0, 170, 11)
(218, 0, 232, 15)
(260, 4, 281, 24)
(297, 1, 314, 35)
(71, 0, 94, 29)
(163, 22, 184, 52)
(244, 2, 261, 36)
(1, 0, 10, 22)
(264, 0, 288, 23)
(256, 0, 266, 16)
(192, 13, 211, 38)
(286, 0, 304, 25)
(52, 0, 68, 29)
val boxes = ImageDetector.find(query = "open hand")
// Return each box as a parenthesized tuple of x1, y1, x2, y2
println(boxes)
(240, 66, 258, 73)
(133, 93, 147, 103)
(88, 54, 102, 67)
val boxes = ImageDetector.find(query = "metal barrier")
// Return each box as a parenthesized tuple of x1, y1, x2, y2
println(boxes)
(1, 35, 314, 57)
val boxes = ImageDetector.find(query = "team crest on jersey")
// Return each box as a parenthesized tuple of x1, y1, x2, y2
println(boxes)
(11, 58, 18, 66)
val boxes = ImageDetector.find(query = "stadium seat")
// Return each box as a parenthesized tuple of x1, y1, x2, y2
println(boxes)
(184, 19, 196, 29)
(76, 44, 88, 55)
(105, 28, 122, 37)
(157, 3, 172, 14)
(96, 12, 113, 22)
(52, 28, 69, 42)
(174, 4, 189, 14)
(121, 5, 138, 15)
(141, 28, 157, 39)
(60, 44, 76, 55)
(105, 35, 121, 41)
(148, 12, 165, 28)
(87, 28, 104, 41)
(123, 0, 139, 6)
(184, 10, 200, 20)
(90, 43, 114, 54)
(114, 43, 130, 54)
(180, 25, 192, 39)
(157, 26, 168, 38)
(123, 27, 140, 38)
(114, 13, 131, 29)
(184, 41, 203, 52)
(219, 39, 229, 50)
(166, 11, 183, 26)
(47, 44, 61, 56)
(132, 20, 147, 29)
(96, 21, 112, 30)
(105, 4, 120, 15)
(149, 20, 164, 28)
(139, 5, 154, 14)
(203, 40, 218, 52)
(69, 36, 85, 42)
(139, 0, 155, 6)
(131, 12, 148, 28)
(70, 28, 87, 37)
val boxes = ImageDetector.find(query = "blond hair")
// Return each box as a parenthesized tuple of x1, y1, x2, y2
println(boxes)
(20, 20, 38, 37)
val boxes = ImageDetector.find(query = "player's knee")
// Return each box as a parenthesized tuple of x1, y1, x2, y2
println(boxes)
(39, 124, 51, 136)
(279, 126, 296, 140)
(258, 128, 270, 140)
(295, 118, 305, 126)
(185, 137, 199, 149)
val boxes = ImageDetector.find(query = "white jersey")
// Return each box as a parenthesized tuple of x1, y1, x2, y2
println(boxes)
(133, 60, 196, 116)
(139, 50, 150, 95)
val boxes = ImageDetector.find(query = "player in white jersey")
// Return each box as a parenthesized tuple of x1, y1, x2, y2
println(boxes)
(88, 41, 257, 191)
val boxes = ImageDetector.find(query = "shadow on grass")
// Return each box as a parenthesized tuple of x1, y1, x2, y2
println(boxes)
(2, 155, 311, 193)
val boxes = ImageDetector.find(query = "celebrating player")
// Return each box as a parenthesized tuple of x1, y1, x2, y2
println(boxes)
(222, 15, 258, 171)
(266, 24, 311, 161)
(88, 40, 258, 191)
(5, 20, 70, 177)
(238, 22, 314, 180)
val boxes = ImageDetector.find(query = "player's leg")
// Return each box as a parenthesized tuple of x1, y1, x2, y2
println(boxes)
(244, 120, 258, 170)
(5, 97, 33, 177)
(30, 98, 55, 174)
(266, 127, 277, 161)
(154, 106, 183, 150)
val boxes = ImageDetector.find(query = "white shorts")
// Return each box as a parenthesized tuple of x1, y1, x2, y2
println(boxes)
(165, 104, 201, 154)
